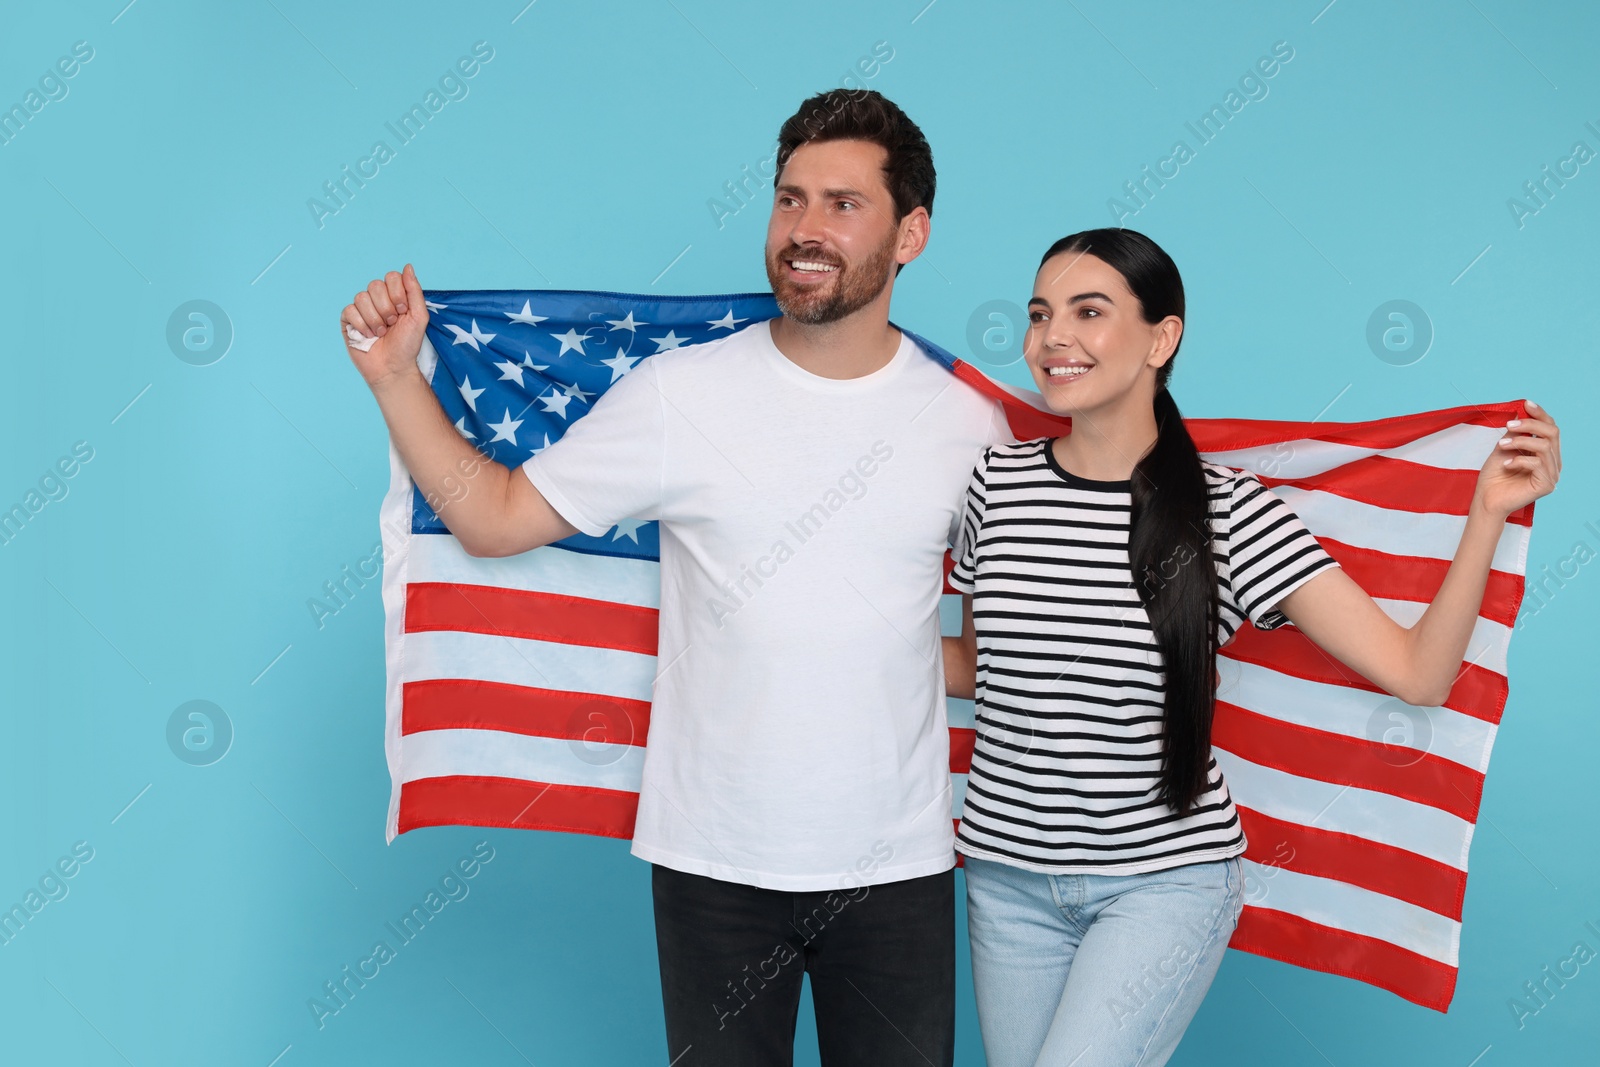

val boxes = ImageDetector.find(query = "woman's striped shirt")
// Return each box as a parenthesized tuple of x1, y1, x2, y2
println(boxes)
(947, 437, 1341, 876)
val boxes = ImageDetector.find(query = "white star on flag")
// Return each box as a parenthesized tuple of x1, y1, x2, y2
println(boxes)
(519, 351, 550, 374)
(424, 299, 447, 311)
(445, 319, 496, 352)
(650, 330, 689, 353)
(487, 409, 523, 444)
(560, 381, 595, 402)
(537, 391, 574, 419)
(530, 432, 552, 455)
(551, 328, 588, 357)
(600, 351, 639, 382)
(506, 300, 548, 326)
(458, 376, 486, 412)
(494, 359, 527, 387)
(454, 417, 475, 440)
(610, 518, 647, 543)
(707, 309, 748, 330)
(606, 311, 648, 333)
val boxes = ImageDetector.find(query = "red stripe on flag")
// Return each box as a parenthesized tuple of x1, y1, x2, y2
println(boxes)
(1237, 806, 1466, 920)
(1229, 905, 1457, 1013)
(950, 362, 1527, 491)
(1321, 539, 1526, 628)
(399, 775, 640, 839)
(405, 582, 659, 655)
(1212, 702, 1483, 822)
(1258, 455, 1529, 523)
(1222, 626, 1509, 726)
(950, 727, 974, 774)
(951, 361, 1072, 442)
(402, 678, 650, 746)
(1187, 400, 1525, 454)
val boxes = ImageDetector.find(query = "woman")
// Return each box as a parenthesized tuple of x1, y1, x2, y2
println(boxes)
(942, 228, 1560, 1067)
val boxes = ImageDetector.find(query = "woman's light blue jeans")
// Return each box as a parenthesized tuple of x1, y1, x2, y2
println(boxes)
(963, 853, 1244, 1067)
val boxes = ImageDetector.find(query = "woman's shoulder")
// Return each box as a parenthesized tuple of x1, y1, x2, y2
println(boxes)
(1199, 461, 1274, 522)
(990, 436, 1052, 456)
(979, 436, 1052, 470)
(1199, 461, 1271, 493)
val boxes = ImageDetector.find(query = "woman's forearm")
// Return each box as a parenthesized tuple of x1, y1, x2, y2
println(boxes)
(943, 634, 976, 700)
(1400, 499, 1505, 705)
(1280, 503, 1508, 708)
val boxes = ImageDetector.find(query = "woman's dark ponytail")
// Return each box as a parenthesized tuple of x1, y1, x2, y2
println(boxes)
(1130, 386, 1219, 815)
(1039, 229, 1219, 815)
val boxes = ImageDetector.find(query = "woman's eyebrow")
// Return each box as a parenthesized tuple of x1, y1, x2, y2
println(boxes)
(1029, 291, 1116, 308)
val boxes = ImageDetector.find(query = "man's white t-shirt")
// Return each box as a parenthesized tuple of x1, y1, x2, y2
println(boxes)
(521, 319, 1007, 891)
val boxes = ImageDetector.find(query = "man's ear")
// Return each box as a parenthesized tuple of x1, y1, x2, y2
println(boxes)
(896, 205, 931, 268)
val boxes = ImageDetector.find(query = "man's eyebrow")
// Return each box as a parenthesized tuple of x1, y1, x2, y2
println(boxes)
(772, 184, 871, 199)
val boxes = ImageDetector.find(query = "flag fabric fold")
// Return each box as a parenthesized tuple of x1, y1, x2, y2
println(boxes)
(378, 288, 1534, 1013)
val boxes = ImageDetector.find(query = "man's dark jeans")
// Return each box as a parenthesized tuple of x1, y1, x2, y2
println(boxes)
(651, 863, 955, 1066)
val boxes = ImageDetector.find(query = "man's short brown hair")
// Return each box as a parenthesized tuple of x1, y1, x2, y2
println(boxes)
(774, 89, 936, 223)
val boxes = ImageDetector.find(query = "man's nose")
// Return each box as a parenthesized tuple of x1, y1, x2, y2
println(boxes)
(786, 202, 829, 247)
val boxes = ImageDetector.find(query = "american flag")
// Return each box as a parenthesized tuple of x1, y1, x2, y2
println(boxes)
(378, 289, 1533, 1013)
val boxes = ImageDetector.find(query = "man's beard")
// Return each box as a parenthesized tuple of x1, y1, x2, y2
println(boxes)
(765, 231, 898, 326)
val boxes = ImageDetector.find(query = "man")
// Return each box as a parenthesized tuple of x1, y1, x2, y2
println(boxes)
(340, 89, 1007, 1066)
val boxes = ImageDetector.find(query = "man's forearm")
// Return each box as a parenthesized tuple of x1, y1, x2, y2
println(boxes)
(371, 365, 514, 556)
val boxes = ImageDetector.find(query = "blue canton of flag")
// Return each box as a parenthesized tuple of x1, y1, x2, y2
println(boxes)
(414, 290, 781, 558)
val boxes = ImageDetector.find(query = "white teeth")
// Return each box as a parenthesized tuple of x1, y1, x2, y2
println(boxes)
(790, 260, 837, 272)
(1047, 365, 1090, 377)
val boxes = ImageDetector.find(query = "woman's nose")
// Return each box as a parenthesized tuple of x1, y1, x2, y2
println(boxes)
(1044, 324, 1076, 349)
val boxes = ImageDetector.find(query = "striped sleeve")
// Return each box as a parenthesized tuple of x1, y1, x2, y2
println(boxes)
(1220, 470, 1340, 631)
(946, 448, 991, 594)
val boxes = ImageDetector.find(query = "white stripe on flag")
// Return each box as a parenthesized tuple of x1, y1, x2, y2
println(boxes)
(1242, 861, 1461, 966)
(409, 533, 661, 608)
(1216, 660, 1498, 772)
(945, 696, 976, 731)
(402, 630, 656, 703)
(1214, 750, 1471, 870)
(1275, 487, 1529, 571)
(401, 726, 645, 792)
(1384, 424, 1505, 471)
(1201, 423, 1502, 479)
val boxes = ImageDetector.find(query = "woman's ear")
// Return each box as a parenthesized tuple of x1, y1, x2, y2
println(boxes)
(1148, 315, 1184, 370)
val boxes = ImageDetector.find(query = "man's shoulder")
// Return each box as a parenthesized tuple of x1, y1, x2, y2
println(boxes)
(646, 320, 767, 373)
(897, 334, 1009, 419)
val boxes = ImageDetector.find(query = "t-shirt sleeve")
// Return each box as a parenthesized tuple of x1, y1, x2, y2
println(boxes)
(1220, 470, 1341, 631)
(519, 358, 665, 538)
(946, 448, 992, 595)
(983, 398, 1011, 447)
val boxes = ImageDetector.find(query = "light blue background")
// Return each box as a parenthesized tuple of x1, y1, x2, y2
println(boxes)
(3, 1, 1596, 1064)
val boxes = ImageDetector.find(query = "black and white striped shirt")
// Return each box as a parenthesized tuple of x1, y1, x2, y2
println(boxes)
(947, 437, 1341, 875)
